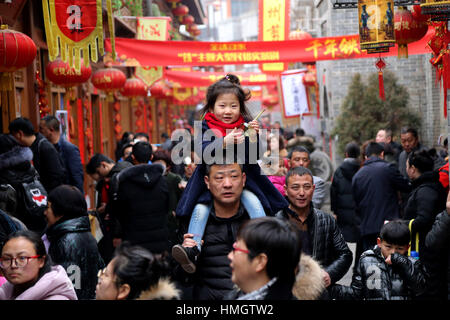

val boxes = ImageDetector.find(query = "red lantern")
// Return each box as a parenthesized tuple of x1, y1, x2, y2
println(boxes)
(46, 59, 92, 87)
(187, 24, 198, 33)
(92, 67, 126, 101)
(0, 24, 37, 90)
(395, 6, 428, 58)
(411, 5, 430, 42)
(120, 77, 147, 105)
(150, 80, 166, 98)
(190, 29, 201, 37)
(182, 14, 195, 25)
(173, 4, 189, 21)
(262, 95, 278, 108)
(288, 30, 312, 40)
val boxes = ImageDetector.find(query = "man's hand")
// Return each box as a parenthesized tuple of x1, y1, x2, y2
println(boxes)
(323, 270, 331, 287)
(385, 254, 392, 265)
(248, 120, 260, 133)
(97, 203, 106, 214)
(182, 233, 203, 248)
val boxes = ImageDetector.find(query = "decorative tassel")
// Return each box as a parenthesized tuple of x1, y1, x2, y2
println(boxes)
(378, 71, 385, 101)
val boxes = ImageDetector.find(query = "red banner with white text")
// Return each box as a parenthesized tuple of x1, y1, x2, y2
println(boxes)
(105, 29, 432, 67)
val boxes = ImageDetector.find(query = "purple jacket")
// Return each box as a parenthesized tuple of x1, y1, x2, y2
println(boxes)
(0, 265, 77, 300)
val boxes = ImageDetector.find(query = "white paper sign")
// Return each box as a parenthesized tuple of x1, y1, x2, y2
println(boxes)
(280, 70, 309, 117)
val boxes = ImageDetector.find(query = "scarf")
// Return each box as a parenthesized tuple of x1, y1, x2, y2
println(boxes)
(204, 112, 245, 137)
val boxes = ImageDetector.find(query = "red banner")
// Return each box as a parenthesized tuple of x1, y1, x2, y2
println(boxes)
(165, 70, 278, 87)
(105, 28, 432, 67)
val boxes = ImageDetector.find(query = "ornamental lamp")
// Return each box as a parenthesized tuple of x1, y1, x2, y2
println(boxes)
(92, 67, 126, 102)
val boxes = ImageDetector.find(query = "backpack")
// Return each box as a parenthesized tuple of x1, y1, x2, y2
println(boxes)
(20, 177, 48, 217)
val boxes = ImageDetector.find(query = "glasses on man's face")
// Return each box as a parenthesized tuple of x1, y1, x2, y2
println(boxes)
(232, 242, 249, 254)
(0, 255, 41, 269)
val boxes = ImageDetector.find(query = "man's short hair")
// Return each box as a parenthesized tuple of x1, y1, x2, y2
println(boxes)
(152, 150, 173, 167)
(379, 220, 410, 246)
(285, 166, 314, 185)
(345, 142, 360, 159)
(288, 145, 310, 160)
(407, 149, 434, 173)
(9, 117, 35, 136)
(134, 132, 149, 141)
(132, 141, 152, 163)
(365, 142, 384, 157)
(86, 153, 114, 174)
(205, 161, 244, 177)
(237, 217, 301, 292)
(401, 127, 418, 139)
(161, 132, 169, 139)
(41, 115, 60, 131)
(295, 128, 305, 136)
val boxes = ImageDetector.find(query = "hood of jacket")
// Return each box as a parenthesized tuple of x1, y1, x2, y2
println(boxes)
(46, 216, 90, 242)
(0, 146, 33, 171)
(108, 160, 133, 178)
(136, 278, 180, 300)
(292, 254, 325, 300)
(340, 158, 360, 181)
(117, 163, 164, 188)
(0, 265, 77, 300)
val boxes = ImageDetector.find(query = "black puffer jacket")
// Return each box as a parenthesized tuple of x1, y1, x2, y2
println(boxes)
(330, 158, 361, 242)
(177, 205, 250, 300)
(110, 163, 170, 254)
(330, 246, 427, 300)
(423, 211, 450, 299)
(276, 207, 353, 284)
(404, 171, 446, 254)
(46, 216, 104, 300)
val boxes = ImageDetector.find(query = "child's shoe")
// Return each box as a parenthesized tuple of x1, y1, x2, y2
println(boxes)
(171, 244, 200, 274)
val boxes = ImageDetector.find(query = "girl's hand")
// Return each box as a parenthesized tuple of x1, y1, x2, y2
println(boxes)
(223, 128, 245, 147)
(248, 120, 260, 133)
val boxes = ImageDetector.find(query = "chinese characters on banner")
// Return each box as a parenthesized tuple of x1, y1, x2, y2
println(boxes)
(105, 29, 432, 67)
(42, 0, 105, 71)
(135, 17, 171, 87)
(258, 0, 290, 74)
(280, 70, 309, 118)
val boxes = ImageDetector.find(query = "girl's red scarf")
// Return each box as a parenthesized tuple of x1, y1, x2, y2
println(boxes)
(204, 112, 245, 137)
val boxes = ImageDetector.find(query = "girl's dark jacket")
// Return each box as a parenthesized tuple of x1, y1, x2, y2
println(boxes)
(404, 171, 446, 254)
(46, 215, 105, 300)
(330, 246, 427, 300)
(176, 120, 288, 217)
(330, 158, 361, 243)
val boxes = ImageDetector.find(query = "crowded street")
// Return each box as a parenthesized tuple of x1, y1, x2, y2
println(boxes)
(1, 0, 450, 315)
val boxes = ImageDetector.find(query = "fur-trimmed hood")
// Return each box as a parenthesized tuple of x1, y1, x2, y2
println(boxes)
(0, 146, 33, 171)
(292, 255, 326, 300)
(136, 278, 181, 300)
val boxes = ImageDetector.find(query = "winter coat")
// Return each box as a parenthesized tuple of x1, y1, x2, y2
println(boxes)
(292, 254, 326, 300)
(423, 211, 450, 299)
(312, 176, 326, 209)
(136, 278, 181, 300)
(352, 156, 411, 236)
(0, 265, 77, 300)
(268, 175, 286, 196)
(29, 133, 66, 193)
(330, 158, 361, 242)
(176, 204, 250, 300)
(398, 143, 426, 179)
(175, 120, 288, 218)
(0, 146, 46, 232)
(276, 207, 353, 285)
(110, 163, 170, 254)
(0, 208, 25, 244)
(56, 138, 84, 193)
(404, 171, 446, 254)
(46, 216, 104, 300)
(329, 246, 427, 300)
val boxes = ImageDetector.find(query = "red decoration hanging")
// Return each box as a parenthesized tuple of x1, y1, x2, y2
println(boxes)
(428, 21, 450, 117)
(166, 0, 180, 9)
(172, 4, 189, 22)
(376, 57, 387, 101)
(182, 14, 195, 26)
(0, 24, 37, 90)
(150, 79, 170, 99)
(120, 77, 147, 106)
(36, 70, 50, 117)
(394, 6, 428, 59)
(92, 67, 126, 102)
